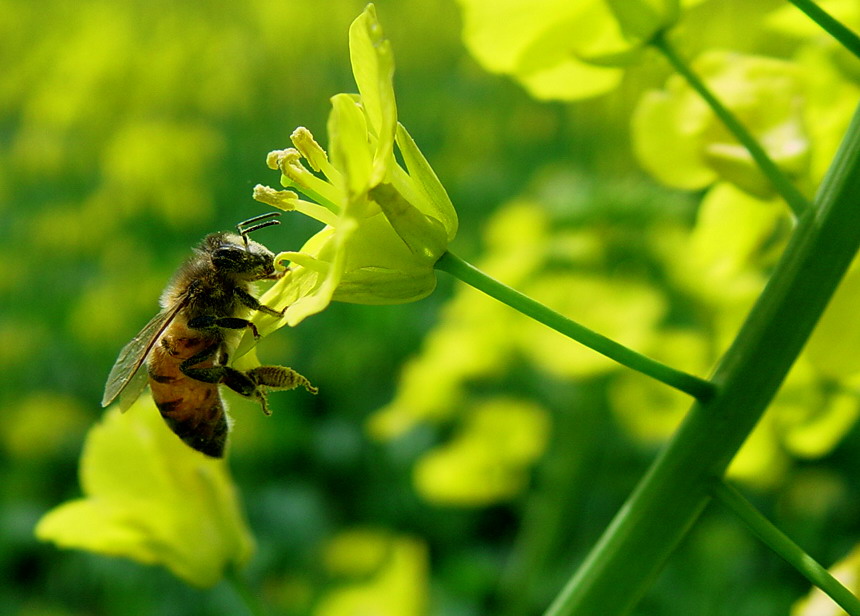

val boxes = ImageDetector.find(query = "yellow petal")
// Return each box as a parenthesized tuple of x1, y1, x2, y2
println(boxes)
(36, 398, 253, 587)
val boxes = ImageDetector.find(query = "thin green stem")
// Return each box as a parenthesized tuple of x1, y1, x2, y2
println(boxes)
(788, 0, 860, 59)
(225, 567, 268, 616)
(434, 251, 716, 401)
(652, 33, 812, 218)
(713, 480, 860, 616)
(542, 98, 860, 616)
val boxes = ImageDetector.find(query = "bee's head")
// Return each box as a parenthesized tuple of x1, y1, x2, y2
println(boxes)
(206, 213, 283, 281)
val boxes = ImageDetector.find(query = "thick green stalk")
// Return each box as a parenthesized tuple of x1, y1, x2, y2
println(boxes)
(713, 481, 860, 616)
(543, 100, 860, 616)
(434, 251, 715, 401)
(652, 34, 812, 218)
(788, 0, 860, 59)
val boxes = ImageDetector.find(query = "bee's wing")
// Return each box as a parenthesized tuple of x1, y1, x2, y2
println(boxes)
(117, 365, 149, 413)
(101, 301, 185, 408)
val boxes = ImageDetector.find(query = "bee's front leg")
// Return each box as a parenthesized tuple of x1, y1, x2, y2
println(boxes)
(234, 288, 285, 318)
(187, 314, 261, 339)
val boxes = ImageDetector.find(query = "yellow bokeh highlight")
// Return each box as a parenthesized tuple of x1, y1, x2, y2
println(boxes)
(772, 362, 860, 460)
(455, 0, 626, 101)
(414, 398, 550, 506)
(806, 257, 860, 380)
(315, 530, 428, 616)
(518, 273, 667, 379)
(633, 51, 809, 196)
(368, 201, 550, 441)
(609, 329, 711, 444)
(323, 529, 394, 577)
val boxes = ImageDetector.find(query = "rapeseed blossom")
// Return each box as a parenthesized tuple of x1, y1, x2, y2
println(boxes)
(249, 4, 457, 336)
(36, 398, 253, 587)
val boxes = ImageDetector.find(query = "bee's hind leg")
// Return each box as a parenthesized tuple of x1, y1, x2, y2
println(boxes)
(184, 362, 317, 416)
(247, 366, 318, 396)
(178, 344, 257, 394)
(231, 365, 318, 416)
(177, 340, 317, 415)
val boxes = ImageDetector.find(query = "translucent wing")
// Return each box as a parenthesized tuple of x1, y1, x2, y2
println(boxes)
(101, 300, 186, 408)
(117, 364, 149, 412)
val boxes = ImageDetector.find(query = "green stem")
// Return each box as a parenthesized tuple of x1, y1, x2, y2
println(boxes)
(713, 481, 860, 616)
(542, 99, 860, 616)
(225, 567, 268, 616)
(652, 33, 812, 218)
(788, 0, 860, 59)
(434, 251, 716, 401)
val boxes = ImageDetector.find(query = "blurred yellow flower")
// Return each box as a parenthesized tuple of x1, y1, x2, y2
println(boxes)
(315, 529, 428, 616)
(414, 398, 550, 506)
(633, 51, 810, 197)
(725, 358, 860, 489)
(35, 398, 254, 588)
(455, 0, 626, 101)
(455, 0, 705, 101)
(367, 201, 548, 440)
(806, 258, 860, 381)
(771, 361, 860, 460)
(665, 182, 788, 310)
(518, 273, 667, 379)
(609, 329, 711, 444)
(248, 4, 457, 335)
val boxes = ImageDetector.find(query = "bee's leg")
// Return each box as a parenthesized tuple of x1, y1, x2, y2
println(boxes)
(177, 343, 249, 387)
(176, 343, 227, 385)
(213, 365, 317, 416)
(244, 366, 318, 415)
(180, 355, 258, 399)
(187, 315, 261, 339)
(247, 366, 318, 395)
(234, 288, 284, 318)
(176, 343, 219, 375)
(181, 357, 316, 415)
(215, 367, 258, 397)
(177, 328, 316, 415)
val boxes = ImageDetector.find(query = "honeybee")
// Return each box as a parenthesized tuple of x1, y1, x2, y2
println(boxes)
(101, 213, 317, 458)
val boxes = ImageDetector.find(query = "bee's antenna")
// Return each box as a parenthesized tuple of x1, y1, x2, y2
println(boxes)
(237, 212, 282, 250)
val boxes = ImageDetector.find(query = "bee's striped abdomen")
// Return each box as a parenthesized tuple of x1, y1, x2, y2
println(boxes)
(147, 321, 229, 458)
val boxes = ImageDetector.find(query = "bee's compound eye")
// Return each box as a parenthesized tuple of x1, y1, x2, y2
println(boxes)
(212, 246, 244, 267)
(213, 247, 236, 259)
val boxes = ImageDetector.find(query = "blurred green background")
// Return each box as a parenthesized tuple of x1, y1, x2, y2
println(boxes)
(4, 0, 860, 615)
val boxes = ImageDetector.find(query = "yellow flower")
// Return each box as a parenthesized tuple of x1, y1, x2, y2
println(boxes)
(413, 398, 551, 506)
(454, 0, 706, 101)
(35, 397, 254, 588)
(315, 529, 428, 616)
(633, 51, 810, 197)
(249, 4, 457, 336)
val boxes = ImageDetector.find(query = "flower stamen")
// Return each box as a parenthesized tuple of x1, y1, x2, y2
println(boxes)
(253, 185, 339, 227)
